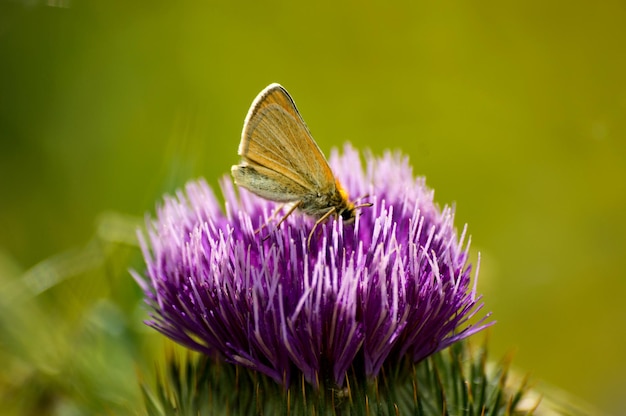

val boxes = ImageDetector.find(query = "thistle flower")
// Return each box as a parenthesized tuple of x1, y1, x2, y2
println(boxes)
(133, 144, 492, 389)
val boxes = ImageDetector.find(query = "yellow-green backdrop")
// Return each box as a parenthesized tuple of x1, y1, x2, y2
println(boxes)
(1, 1, 624, 414)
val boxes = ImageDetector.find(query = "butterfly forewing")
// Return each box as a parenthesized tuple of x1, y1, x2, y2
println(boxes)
(239, 84, 336, 193)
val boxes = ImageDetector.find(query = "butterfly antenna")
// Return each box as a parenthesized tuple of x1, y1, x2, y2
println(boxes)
(354, 193, 371, 203)
(353, 193, 374, 211)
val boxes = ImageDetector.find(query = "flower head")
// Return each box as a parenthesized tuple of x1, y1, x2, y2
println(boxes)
(134, 144, 492, 388)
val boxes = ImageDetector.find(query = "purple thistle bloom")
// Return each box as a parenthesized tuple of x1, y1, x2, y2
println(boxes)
(133, 144, 493, 389)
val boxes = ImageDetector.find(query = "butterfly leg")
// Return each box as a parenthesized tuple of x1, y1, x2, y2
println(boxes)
(261, 201, 302, 241)
(307, 207, 337, 249)
(254, 203, 285, 234)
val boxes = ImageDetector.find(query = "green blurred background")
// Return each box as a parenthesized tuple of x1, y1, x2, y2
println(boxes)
(1, 1, 624, 414)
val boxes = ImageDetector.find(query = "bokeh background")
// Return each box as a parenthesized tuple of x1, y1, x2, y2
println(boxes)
(1, 1, 624, 414)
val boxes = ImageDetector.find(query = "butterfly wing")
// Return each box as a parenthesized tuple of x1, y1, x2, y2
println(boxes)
(235, 84, 336, 198)
(231, 163, 309, 202)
